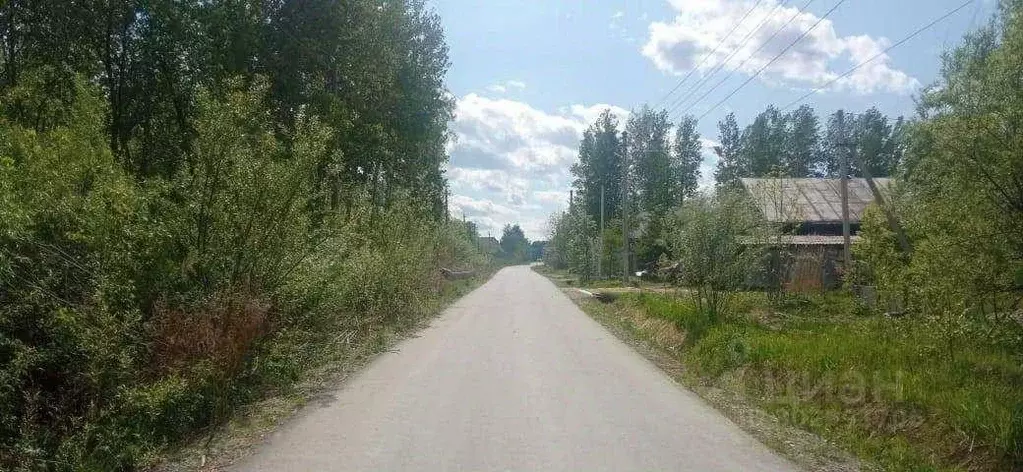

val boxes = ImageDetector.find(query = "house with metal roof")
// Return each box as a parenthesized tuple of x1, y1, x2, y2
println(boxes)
(739, 177, 893, 291)
(741, 177, 892, 240)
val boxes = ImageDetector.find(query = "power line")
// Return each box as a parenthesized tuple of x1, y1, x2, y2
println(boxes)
(697, 0, 848, 122)
(780, 0, 977, 111)
(664, 0, 798, 118)
(651, 0, 767, 110)
(675, 0, 811, 119)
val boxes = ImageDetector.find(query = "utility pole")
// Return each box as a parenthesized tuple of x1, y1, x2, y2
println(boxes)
(444, 187, 449, 222)
(598, 183, 605, 278)
(840, 142, 852, 272)
(569, 189, 574, 209)
(622, 142, 632, 283)
(850, 148, 913, 257)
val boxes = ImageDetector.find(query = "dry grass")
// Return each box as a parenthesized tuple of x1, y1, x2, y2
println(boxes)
(150, 289, 271, 376)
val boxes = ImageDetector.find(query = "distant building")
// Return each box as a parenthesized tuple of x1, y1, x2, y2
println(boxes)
(740, 177, 893, 291)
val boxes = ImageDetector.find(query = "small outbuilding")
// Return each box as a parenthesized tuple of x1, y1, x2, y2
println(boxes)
(740, 177, 892, 291)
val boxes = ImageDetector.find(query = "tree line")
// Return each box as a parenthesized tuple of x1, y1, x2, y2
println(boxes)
(714, 105, 907, 188)
(552, 100, 906, 275)
(0, 0, 452, 213)
(561, 106, 702, 272)
(0, 1, 489, 469)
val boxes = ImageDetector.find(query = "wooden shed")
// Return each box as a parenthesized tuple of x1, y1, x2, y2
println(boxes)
(740, 178, 892, 291)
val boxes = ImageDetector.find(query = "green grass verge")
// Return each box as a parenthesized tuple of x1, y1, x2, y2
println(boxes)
(538, 267, 1023, 472)
(631, 291, 1022, 471)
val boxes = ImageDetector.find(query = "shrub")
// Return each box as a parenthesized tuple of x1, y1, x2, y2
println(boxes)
(0, 77, 489, 470)
(662, 193, 769, 319)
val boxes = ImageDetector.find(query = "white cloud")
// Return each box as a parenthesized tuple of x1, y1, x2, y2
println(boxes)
(447, 94, 626, 239)
(566, 103, 631, 128)
(642, 0, 919, 95)
(485, 80, 527, 94)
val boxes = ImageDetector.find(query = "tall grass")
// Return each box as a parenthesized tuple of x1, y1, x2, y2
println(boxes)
(615, 291, 1023, 471)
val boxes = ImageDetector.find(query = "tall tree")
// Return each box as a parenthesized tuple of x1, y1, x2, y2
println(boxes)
(571, 109, 625, 223)
(741, 105, 787, 177)
(500, 224, 530, 260)
(822, 109, 855, 177)
(852, 107, 897, 177)
(0, 0, 455, 215)
(859, 0, 1023, 325)
(714, 112, 744, 190)
(672, 115, 703, 203)
(627, 105, 674, 217)
(783, 105, 821, 177)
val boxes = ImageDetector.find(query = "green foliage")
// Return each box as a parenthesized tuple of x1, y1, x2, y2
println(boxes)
(0, 80, 153, 470)
(499, 224, 530, 262)
(628, 106, 675, 218)
(672, 116, 702, 203)
(613, 291, 1023, 471)
(571, 109, 626, 223)
(715, 105, 904, 184)
(569, 106, 704, 272)
(661, 193, 768, 318)
(0, 1, 486, 467)
(544, 208, 597, 280)
(0, 0, 454, 211)
(855, 1, 1023, 329)
(714, 112, 745, 190)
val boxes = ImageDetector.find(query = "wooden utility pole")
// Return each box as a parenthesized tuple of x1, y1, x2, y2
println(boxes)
(598, 183, 605, 278)
(840, 142, 852, 272)
(622, 143, 632, 283)
(850, 150, 913, 256)
(621, 151, 628, 283)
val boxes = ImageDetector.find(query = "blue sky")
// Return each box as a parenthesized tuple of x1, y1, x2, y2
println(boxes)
(433, 0, 995, 239)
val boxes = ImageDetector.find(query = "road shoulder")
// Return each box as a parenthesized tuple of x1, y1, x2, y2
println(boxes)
(150, 271, 498, 472)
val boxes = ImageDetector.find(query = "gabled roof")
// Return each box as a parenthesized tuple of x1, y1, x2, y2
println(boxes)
(740, 178, 893, 224)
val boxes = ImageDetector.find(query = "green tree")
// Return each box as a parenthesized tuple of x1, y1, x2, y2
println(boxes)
(662, 193, 767, 319)
(544, 208, 597, 279)
(628, 105, 674, 217)
(741, 105, 787, 177)
(571, 109, 625, 223)
(0, 1, 478, 468)
(500, 224, 530, 261)
(822, 109, 855, 177)
(714, 112, 744, 190)
(672, 114, 702, 203)
(860, 0, 1023, 327)
(852, 107, 899, 177)
(783, 105, 820, 177)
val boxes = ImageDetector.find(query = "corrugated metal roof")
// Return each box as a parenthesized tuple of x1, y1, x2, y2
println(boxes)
(738, 235, 861, 245)
(739, 235, 861, 246)
(740, 178, 892, 224)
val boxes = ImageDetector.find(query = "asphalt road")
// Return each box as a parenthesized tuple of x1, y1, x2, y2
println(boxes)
(233, 265, 797, 471)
